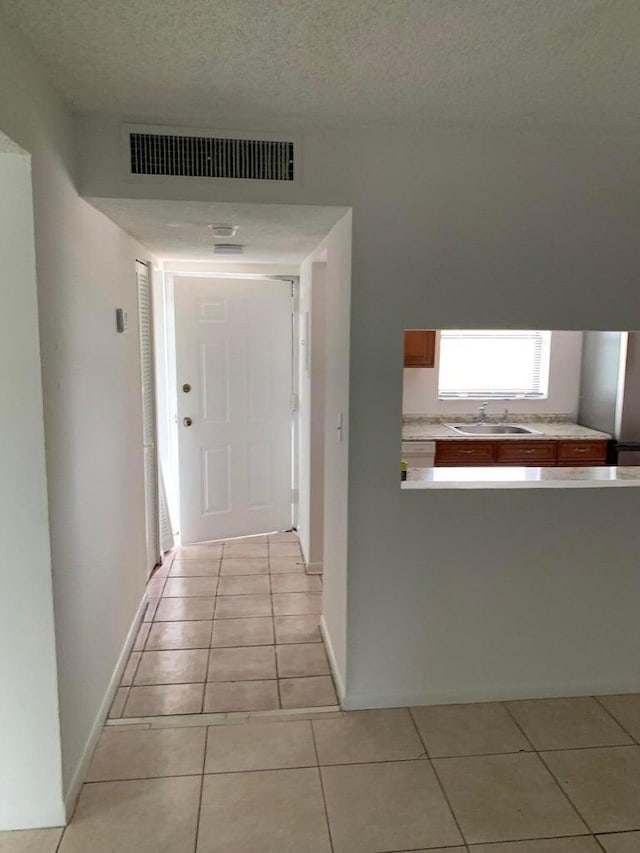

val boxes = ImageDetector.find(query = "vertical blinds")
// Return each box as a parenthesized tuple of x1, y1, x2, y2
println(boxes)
(137, 262, 160, 572)
(438, 330, 551, 399)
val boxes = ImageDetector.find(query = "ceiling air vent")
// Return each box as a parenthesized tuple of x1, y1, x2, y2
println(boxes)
(128, 128, 295, 181)
(213, 244, 244, 255)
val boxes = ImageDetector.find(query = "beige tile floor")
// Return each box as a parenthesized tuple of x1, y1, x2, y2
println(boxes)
(5, 536, 640, 852)
(5, 695, 640, 852)
(110, 533, 337, 717)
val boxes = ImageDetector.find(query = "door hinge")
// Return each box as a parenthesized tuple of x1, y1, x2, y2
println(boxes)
(290, 392, 299, 412)
(291, 487, 299, 505)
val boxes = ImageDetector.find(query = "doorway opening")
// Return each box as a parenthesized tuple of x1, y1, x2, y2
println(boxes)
(85, 200, 351, 716)
(171, 273, 296, 544)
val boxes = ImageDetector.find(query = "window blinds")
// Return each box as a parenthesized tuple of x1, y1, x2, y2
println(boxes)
(438, 330, 551, 399)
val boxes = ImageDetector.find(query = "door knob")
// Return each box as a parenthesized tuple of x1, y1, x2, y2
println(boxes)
(183, 417, 193, 427)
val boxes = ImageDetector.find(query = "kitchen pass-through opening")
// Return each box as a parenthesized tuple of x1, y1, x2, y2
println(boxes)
(400, 329, 640, 489)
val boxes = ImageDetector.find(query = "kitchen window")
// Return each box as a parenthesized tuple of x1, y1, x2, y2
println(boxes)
(438, 330, 551, 400)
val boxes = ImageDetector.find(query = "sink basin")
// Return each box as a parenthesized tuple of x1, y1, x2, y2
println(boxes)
(446, 423, 541, 436)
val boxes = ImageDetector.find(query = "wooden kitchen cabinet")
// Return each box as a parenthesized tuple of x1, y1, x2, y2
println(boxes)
(556, 440, 607, 466)
(434, 438, 608, 467)
(495, 440, 557, 466)
(404, 330, 436, 367)
(435, 440, 497, 465)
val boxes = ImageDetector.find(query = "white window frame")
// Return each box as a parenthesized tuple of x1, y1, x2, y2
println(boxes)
(437, 330, 552, 401)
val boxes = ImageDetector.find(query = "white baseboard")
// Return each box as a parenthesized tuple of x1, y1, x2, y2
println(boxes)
(340, 678, 640, 711)
(305, 561, 323, 575)
(63, 593, 148, 819)
(320, 616, 345, 705)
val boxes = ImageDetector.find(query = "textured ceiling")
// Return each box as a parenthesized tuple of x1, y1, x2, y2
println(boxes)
(88, 199, 347, 262)
(1, 0, 640, 131)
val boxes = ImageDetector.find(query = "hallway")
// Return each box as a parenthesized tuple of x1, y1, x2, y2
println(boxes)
(110, 533, 338, 717)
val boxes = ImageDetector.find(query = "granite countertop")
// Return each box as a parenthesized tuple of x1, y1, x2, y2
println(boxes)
(402, 415, 611, 442)
(402, 465, 640, 488)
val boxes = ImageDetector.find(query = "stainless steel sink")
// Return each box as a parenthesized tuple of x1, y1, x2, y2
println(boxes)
(445, 423, 541, 436)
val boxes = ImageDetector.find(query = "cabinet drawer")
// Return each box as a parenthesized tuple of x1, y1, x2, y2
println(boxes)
(435, 441, 496, 465)
(556, 440, 607, 465)
(496, 440, 557, 465)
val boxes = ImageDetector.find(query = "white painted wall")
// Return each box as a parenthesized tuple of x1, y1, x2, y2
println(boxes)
(0, 20, 156, 819)
(403, 330, 584, 417)
(297, 257, 326, 569)
(0, 135, 64, 829)
(78, 118, 640, 708)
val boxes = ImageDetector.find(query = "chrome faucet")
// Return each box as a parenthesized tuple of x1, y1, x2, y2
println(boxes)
(477, 401, 489, 423)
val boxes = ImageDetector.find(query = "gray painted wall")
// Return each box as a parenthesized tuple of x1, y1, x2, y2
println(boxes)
(619, 333, 640, 443)
(78, 119, 640, 706)
(578, 331, 622, 435)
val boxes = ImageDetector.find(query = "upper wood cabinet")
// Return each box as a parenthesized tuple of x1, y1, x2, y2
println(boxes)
(404, 330, 436, 367)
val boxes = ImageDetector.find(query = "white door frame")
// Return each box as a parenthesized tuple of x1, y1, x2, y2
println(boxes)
(290, 276, 300, 533)
(161, 272, 299, 542)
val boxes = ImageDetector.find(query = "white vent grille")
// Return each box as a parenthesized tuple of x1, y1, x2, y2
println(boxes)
(129, 132, 295, 181)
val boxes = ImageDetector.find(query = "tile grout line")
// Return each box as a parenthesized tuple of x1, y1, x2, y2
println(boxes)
(75, 737, 640, 769)
(78, 742, 599, 788)
(535, 749, 599, 836)
(83, 772, 206, 786)
(268, 536, 284, 710)
(201, 550, 224, 715)
(201, 647, 213, 715)
(154, 571, 169, 598)
(122, 636, 148, 695)
(591, 830, 640, 849)
(193, 726, 210, 853)
(133, 640, 324, 654)
(310, 719, 336, 853)
(114, 685, 131, 720)
(106, 708, 341, 728)
(502, 701, 595, 834)
(121, 597, 168, 715)
(464, 833, 601, 848)
(406, 706, 469, 847)
(593, 694, 640, 745)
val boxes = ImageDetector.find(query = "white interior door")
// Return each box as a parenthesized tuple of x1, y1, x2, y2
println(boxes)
(174, 276, 293, 543)
(136, 260, 160, 575)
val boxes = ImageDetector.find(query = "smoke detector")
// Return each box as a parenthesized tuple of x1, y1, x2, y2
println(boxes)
(208, 224, 238, 238)
(213, 244, 245, 255)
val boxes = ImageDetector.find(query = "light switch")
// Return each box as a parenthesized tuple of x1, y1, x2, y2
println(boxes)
(115, 308, 128, 333)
